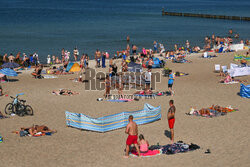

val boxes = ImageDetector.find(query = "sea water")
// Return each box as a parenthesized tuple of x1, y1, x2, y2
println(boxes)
(0, 0, 249, 62)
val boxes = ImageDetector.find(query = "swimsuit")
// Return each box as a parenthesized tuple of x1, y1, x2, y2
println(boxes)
(126, 135, 138, 145)
(168, 118, 175, 129)
(140, 143, 149, 153)
(168, 106, 175, 129)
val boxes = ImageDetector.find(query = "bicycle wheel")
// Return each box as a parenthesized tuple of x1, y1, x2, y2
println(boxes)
(15, 104, 25, 116)
(25, 105, 33, 116)
(5, 103, 14, 115)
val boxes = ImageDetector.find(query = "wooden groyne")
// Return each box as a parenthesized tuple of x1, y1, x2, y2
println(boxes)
(162, 8, 250, 21)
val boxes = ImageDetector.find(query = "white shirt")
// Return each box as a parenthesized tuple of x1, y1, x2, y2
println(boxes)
(47, 57, 51, 64)
(145, 71, 152, 82)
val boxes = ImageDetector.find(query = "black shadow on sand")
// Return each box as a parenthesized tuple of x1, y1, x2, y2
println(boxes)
(164, 130, 171, 139)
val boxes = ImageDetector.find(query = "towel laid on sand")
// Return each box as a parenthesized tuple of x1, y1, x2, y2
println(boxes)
(130, 149, 162, 157)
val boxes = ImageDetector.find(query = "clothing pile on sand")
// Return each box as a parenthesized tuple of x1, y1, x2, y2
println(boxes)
(161, 141, 200, 155)
(188, 105, 238, 118)
(129, 141, 200, 157)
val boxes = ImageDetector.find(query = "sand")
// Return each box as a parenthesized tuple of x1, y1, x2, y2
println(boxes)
(0, 51, 249, 167)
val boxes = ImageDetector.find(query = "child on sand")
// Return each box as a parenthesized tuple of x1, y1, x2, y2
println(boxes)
(138, 134, 149, 153)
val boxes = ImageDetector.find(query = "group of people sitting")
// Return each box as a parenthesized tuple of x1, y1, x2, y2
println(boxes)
(189, 105, 236, 117)
(13, 125, 57, 137)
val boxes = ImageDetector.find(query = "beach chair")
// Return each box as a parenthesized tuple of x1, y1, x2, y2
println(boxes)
(214, 64, 220, 72)
(222, 66, 227, 73)
(203, 52, 208, 58)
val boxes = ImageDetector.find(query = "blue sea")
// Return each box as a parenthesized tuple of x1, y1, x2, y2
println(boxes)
(0, 0, 249, 62)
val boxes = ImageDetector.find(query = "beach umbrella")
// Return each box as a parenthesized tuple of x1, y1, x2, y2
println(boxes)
(0, 68, 18, 77)
(1, 62, 20, 69)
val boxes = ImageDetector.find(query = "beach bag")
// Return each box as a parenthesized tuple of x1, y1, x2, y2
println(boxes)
(20, 130, 28, 137)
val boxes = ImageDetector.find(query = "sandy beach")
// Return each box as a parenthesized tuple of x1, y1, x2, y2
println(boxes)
(0, 51, 249, 167)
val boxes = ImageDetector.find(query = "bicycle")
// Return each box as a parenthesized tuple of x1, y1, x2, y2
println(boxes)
(5, 93, 33, 117)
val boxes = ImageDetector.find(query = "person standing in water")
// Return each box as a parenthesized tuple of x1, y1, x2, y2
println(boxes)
(124, 115, 140, 158)
(167, 100, 176, 144)
(95, 49, 101, 68)
(126, 35, 130, 44)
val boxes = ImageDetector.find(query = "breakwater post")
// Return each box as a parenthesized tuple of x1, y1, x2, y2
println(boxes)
(162, 8, 250, 21)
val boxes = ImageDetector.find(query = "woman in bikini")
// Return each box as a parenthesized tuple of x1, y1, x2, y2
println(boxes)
(138, 134, 149, 153)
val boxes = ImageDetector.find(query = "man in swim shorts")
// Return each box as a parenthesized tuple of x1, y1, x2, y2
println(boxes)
(167, 100, 176, 144)
(125, 115, 140, 158)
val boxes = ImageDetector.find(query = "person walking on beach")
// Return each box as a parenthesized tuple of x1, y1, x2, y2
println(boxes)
(168, 100, 175, 144)
(125, 115, 140, 158)
(168, 70, 175, 96)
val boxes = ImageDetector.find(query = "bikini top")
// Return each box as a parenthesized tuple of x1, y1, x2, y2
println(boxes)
(140, 143, 148, 152)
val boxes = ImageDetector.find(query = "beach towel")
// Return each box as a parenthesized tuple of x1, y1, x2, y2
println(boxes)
(174, 72, 189, 77)
(130, 149, 162, 157)
(222, 81, 239, 84)
(107, 99, 129, 102)
(134, 94, 156, 97)
(44, 75, 58, 79)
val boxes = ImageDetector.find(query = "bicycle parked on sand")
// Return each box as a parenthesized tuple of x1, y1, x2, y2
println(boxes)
(5, 93, 33, 117)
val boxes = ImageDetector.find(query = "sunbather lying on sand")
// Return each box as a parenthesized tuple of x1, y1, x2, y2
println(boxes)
(52, 89, 79, 96)
(189, 105, 236, 116)
(220, 73, 233, 83)
(134, 89, 153, 95)
(13, 125, 57, 136)
(210, 105, 235, 113)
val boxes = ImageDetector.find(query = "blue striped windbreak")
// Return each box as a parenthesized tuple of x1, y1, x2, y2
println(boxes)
(65, 103, 161, 132)
(0, 68, 17, 76)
